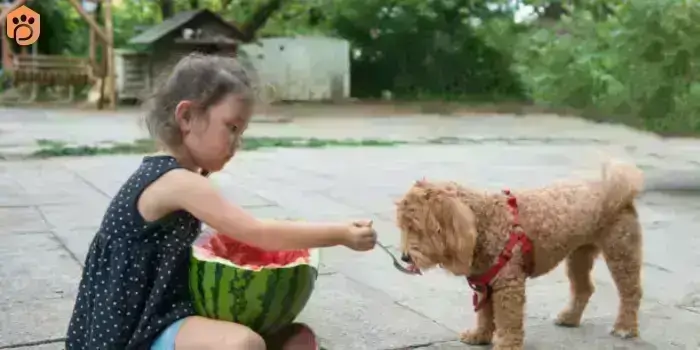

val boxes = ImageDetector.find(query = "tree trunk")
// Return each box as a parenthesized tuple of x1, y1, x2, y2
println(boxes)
(159, 0, 174, 19)
(238, 0, 285, 42)
(542, 1, 568, 20)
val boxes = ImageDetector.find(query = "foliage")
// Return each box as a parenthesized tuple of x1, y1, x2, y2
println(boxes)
(328, 0, 525, 100)
(113, 0, 162, 48)
(25, 0, 88, 55)
(512, 0, 700, 135)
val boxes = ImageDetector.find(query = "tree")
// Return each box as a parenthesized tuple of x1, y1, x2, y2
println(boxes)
(512, 0, 700, 134)
(158, 0, 174, 19)
(237, 0, 286, 42)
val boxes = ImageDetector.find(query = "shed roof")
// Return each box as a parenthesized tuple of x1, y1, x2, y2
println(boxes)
(128, 9, 244, 45)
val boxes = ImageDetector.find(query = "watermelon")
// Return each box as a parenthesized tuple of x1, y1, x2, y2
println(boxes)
(189, 232, 320, 336)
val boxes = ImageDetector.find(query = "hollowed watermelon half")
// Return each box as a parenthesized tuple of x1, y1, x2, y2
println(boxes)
(189, 232, 320, 335)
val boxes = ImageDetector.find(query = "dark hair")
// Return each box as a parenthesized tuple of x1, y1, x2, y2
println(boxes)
(144, 53, 255, 147)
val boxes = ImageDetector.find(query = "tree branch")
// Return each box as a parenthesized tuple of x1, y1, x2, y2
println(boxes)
(238, 0, 286, 42)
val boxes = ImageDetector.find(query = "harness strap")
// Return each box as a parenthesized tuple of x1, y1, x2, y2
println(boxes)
(466, 189, 534, 312)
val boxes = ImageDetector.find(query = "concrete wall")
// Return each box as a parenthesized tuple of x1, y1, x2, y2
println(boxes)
(240, 37, 350, 102)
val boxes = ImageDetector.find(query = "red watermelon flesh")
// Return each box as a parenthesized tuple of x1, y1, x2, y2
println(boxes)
(199, 233, 311, 269)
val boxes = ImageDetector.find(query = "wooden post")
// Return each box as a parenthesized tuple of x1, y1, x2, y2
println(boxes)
(0, 0, 28, 70)
(89, 14, 96, 67)
(103, 0, 116, 109)
(65, 0, 108, 44)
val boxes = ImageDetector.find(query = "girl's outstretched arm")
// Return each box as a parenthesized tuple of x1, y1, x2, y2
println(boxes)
(146, 168, 353, 251)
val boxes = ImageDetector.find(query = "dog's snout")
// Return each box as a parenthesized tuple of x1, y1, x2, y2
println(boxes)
(401, 253, 412, 263)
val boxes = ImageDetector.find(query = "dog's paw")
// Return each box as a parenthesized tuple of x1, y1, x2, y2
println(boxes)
(610, 326, 639, 339)
(459, 329, 493, 345)
(492, 345, 524, 350)
(554, 310, 582, 328)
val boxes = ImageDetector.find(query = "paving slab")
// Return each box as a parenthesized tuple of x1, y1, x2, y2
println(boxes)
(297, 273, 454, 350)
(0, 206, 50, 234)
(58, 155, 143, 197)
(252, 184, 369, 221)
(52, 226, 99, 264)
(0, 282, 76, 348)
(2, 161, 108, 206)
(11, 342, 66, 350)
(38, 200, 110, 230)
(0, 232, 81, 304)
(209, 172, 276, 208)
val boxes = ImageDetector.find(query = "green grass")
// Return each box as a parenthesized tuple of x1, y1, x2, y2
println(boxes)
(30, 137, 407, 158)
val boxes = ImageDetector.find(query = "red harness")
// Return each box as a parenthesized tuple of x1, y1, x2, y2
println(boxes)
(466, 189, 534, 312)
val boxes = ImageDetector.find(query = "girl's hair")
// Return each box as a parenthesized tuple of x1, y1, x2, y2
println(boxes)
(144, 53, 256, 147)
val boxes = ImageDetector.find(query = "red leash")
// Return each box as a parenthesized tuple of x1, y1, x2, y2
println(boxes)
(465, 189, 533, 312)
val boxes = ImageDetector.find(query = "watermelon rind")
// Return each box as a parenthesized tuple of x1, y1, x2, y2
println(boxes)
(189, 244, 321, 336)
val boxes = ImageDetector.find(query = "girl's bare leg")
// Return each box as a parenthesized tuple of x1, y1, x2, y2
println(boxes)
(174, 316, 266, 350)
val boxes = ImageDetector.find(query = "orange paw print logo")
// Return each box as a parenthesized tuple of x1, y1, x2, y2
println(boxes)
(6, 5, 40, 46)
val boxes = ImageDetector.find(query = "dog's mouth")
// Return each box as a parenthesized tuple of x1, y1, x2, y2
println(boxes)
(400, 253, 422, 274)
(407, 263, 421, 274)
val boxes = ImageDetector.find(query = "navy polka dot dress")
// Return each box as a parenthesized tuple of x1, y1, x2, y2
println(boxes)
(66, 155, 202, 349)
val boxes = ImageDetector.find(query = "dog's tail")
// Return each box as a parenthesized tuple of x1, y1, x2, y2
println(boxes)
(599, 160, 644, 213)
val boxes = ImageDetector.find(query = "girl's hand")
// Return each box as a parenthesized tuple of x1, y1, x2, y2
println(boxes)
(343, 220, 377, 251)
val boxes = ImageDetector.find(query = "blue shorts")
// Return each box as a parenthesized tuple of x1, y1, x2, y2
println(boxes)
(151, 318, 187, 350)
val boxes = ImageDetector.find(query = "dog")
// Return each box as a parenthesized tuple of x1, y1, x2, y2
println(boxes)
(396, 161, 644, 350)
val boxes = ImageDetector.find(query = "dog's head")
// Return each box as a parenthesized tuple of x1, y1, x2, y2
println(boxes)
(395, 179, 478, 276)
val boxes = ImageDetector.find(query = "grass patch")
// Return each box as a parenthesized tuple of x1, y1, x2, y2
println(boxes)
(31, 137, 406, 158)
(33, 138, 157, 158)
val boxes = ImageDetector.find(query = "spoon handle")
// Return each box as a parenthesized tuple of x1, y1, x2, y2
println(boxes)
(376, 241, 419, 275)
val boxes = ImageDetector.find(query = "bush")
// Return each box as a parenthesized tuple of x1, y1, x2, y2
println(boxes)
(330, 0, 525, 100)
(513, 0, 700, 135)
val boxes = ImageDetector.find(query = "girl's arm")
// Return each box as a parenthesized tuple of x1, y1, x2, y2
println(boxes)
(149, 169, 351, 251)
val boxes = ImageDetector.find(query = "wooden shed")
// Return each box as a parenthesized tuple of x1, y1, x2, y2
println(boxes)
(117, 9, 244, 101)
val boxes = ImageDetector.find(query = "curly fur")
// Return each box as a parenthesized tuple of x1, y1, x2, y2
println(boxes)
(396, 161, 644, 350)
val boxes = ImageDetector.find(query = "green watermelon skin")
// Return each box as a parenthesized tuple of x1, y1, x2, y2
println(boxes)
(188, 248, 320, 336)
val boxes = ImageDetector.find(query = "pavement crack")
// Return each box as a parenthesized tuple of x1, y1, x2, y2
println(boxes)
(0, 338, 66, 349)
(643, 262, 673, 273)
(339, 273, 455, 334)
(678, 306, 700, 315)
(58, 162, 111, 199)
(33, 204, 84, 267)
(381, 339, 458, 350)
(392, 299, 457, 333)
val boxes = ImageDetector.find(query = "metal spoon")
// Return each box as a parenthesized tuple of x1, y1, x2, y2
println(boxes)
(376, 241, 421, 275)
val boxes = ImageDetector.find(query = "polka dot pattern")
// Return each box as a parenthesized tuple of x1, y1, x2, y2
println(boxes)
(65, 155, 201, 349)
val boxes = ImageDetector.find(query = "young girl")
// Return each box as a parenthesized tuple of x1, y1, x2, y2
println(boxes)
(65, 53, 377, 350)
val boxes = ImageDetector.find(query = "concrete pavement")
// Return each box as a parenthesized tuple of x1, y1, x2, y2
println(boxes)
(1, 108, 700, 349)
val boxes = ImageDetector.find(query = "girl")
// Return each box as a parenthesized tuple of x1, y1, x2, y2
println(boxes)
(65, 53, 377, 350)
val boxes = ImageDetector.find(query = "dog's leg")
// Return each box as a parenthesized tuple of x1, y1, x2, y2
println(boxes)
(459, 292, 494, 345)
(600, 213, 643, 338)
(491, 278, 526, 350)
(555, 244, 600, 327)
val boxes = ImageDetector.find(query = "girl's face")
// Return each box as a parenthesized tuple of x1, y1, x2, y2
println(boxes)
(177, 93, 251, 172)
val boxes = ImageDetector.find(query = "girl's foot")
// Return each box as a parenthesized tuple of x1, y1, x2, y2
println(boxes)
(265, 323, 319, 350)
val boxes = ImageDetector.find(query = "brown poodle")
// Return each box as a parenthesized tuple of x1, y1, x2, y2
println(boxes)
(396, 161, 645, 350)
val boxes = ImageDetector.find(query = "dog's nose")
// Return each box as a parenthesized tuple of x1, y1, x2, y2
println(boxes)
(401, 253, 412, 263)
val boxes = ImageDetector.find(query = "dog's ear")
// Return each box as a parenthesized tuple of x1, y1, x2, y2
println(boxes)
(426, 189, 477, 275)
